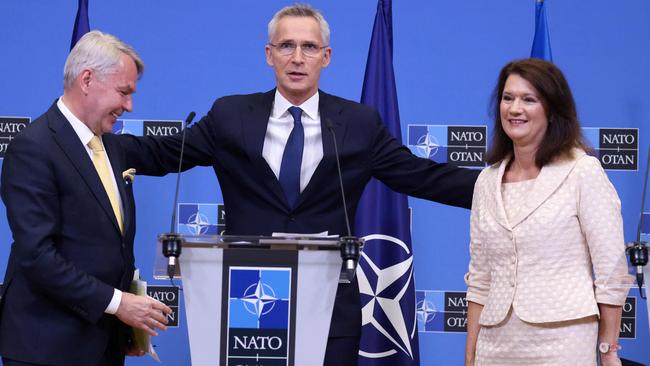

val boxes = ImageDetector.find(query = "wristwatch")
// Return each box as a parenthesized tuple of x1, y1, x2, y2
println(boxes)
(598, 342, 621, 354)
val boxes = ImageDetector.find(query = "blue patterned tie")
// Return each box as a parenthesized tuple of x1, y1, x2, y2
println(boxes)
(279, 106, 304, 208)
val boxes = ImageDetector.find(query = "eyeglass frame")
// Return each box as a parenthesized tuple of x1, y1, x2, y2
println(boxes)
(268, 41, 329, 57)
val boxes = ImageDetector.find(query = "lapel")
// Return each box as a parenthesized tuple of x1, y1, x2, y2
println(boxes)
(489, 150, 585, 230)
(241, 89, 288, 210)
(294, 90, 345, 210)
(486, 160, 511, 230)
(47, 103, 123, 236)
(104, 135, 131, 236)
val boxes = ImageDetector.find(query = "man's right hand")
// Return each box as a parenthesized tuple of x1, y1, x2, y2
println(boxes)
(115, 292, 172, 336)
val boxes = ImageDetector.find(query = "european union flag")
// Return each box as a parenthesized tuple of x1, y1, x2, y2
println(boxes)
(530, 0, 553, 61)
(356, 0, 419, 365)
(70, 0, 90, 50)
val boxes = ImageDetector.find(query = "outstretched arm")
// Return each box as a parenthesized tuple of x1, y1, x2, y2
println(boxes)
(369, 110, 480, 209)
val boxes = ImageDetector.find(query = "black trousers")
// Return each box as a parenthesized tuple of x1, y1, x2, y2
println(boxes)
(2, 321, 125, 366)
(2, 359, 43, 366)
(3, 350, 123, 366)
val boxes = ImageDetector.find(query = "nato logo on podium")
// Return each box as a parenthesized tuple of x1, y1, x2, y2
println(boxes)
(227, 267, 292, 365)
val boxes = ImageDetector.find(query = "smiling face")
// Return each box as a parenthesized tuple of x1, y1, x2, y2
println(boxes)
(81, 53, 138, 135)
(265, 16, 331, 105)
(500, 73, 549, 151)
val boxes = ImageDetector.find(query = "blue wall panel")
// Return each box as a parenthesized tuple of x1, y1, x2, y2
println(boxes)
(0, 1, 648, 364)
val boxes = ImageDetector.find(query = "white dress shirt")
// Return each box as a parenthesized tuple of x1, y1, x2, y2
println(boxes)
(57, 97, 123, 315)
(262, 90, 323, 193)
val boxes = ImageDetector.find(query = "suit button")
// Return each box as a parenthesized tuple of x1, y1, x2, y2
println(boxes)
(289, 216, 295, 222)
(121, 242, 126, 248)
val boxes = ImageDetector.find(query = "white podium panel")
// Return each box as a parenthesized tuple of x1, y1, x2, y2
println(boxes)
(162, 235, 342, 366)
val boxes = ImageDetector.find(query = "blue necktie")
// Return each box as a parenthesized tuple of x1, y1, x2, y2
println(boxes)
(279, 106, 304, 208)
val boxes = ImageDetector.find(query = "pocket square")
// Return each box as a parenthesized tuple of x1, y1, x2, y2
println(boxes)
(122, 168, 136, 184)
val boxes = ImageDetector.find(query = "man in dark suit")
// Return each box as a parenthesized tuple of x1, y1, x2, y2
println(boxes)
(117, 4, 479, 365)
(0, 31, 171, 366)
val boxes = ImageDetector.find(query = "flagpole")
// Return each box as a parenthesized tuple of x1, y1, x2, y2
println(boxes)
(356, 0, 420, 364)
(70, 0, 90, 50)
(530, 0, 552, 61)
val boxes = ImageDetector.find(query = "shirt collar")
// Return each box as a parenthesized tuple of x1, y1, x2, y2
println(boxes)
(57, 97, 96, 147)
(272, 90, 320, 121)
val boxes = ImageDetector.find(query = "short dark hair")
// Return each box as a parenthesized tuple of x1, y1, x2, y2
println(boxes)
(485, 58, 590, 167)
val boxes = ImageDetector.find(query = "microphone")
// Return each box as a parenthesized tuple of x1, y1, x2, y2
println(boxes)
(627, 242, 648, 298)
(162, 111, 196, 279)
(627, 146, 650, 299)
(325, 118, 361, 282)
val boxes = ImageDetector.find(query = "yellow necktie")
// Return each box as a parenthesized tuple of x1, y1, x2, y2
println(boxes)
(88, 136, 123, 233)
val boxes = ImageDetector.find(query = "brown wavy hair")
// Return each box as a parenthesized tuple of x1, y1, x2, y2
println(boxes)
(485, 58, 591, 167)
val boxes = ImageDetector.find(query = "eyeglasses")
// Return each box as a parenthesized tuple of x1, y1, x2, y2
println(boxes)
(268, 42, 328, 57)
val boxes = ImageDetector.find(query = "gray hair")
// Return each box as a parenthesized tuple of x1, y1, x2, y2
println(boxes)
(63, 30, 144, 89)
(268, 3, 330, 46)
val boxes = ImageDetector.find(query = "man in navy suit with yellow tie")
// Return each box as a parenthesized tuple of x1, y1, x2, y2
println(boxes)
(0, 31, 171, 366)
(117, 4, 479, 365)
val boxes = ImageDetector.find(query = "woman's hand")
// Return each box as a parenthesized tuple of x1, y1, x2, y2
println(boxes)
(464, 354, 475, 366)
(600, 352, 622, 366)
(465, 301, 482, 366)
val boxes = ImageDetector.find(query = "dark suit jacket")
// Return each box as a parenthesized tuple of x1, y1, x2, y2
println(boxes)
(0, 102, 136, 365)
(117, 89, 478, 337)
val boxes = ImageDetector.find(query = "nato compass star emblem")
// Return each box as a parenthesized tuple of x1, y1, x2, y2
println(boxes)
(115, 127, 133, 135)
(415, 134, 439, 159)
(241, 280, 278, 319)
(186, 212, 210, 235)
(416, 298, 436, 325)
(357, 234, 417, 360)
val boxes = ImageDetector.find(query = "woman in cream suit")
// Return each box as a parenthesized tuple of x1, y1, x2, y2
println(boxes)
(464, 59, 631, 366)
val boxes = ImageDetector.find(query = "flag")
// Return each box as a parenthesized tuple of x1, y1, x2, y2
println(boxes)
(71, 0, 90, 50)
(530, 0, 553, 61)
(355, 0, 419, 365)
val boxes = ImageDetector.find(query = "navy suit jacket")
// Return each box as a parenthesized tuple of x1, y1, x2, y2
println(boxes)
(0, 102, 136, 365)
(117, 89, 478, 336)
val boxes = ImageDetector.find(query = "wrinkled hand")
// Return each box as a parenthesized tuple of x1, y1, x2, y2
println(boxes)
(115, 292, 172, 337)
(600, 353, 622, 366)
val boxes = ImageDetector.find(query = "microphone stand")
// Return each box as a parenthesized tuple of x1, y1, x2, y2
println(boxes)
(161, 111, 196, 280)
(627, 147, 650, 299)
(326, 119, 362, 283)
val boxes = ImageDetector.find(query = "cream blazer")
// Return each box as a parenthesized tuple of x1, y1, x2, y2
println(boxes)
(465, 149, 631, 326)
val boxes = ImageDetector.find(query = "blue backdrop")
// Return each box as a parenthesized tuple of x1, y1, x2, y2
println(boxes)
(0, 1, 648, 365)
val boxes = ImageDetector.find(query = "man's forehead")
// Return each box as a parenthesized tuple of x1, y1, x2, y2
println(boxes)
(102, 67, 137, 91)
(274, 16, 322, 40)
(116, 73, 138, 89)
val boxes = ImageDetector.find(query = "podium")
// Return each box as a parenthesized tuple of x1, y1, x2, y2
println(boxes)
(154, 235, 346, 366)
